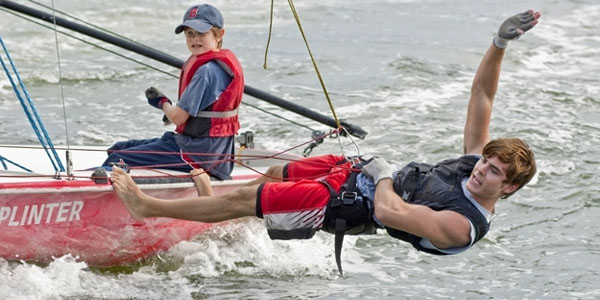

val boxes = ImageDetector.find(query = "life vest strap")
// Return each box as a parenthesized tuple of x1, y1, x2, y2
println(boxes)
(396, 163, 433, 201)
(196, 108, 238, 118)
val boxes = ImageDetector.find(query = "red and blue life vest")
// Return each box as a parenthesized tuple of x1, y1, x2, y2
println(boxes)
(176, 49, 244, 137)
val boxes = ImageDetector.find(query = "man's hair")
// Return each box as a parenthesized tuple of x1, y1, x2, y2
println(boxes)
(482, 138, 536, 198)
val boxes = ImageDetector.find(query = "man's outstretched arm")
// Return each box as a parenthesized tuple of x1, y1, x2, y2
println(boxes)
(463, 10, 541, 155)
(463, 44, 503, 155)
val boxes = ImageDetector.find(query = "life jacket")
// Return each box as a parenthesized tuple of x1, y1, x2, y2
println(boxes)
(387, 155, 490, 255)
(176, 49, 244, 137)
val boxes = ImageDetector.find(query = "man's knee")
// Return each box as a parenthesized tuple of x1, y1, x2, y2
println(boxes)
(224, 185, 260, 216)
(264, 165, 284, 182)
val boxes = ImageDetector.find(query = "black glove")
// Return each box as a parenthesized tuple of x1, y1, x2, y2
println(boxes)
(493, 10, 540, 49)
(145, 86, 172, 109)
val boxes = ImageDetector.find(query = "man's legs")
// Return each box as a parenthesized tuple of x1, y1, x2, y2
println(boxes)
(111, 167, 258, 222)
(257, 154, 351, 238)
(111, 154, 347, 223)
(245, 154, 346, 186)
(245, 165, 285, 186)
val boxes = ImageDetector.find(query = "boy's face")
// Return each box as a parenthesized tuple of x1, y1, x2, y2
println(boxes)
(184, 27, 222, 55)
(466, 155, 518, 202)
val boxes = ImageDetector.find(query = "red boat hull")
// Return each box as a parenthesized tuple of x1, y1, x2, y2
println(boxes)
(0, 175, 254, 266)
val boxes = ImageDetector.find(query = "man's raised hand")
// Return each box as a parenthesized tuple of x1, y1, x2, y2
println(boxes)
(493, 10, 541, 49)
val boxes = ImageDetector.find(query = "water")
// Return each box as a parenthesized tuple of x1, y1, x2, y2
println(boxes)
(1, 0, 600, 299)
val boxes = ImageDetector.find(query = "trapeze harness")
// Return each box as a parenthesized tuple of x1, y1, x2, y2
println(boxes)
(176, 49, 244, 138)
(319, 157, 377, 275)
(320, 155, 490, 275)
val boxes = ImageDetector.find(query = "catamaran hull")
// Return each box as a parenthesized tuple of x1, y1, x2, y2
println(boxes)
(0, 145, 297, 266)
(0, 177, 252, 266)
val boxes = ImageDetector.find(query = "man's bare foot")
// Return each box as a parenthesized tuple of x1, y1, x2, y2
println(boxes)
(110, 166, 149, 219)
(190, 168, 214, 196)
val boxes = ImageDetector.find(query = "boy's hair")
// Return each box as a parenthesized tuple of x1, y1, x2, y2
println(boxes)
(483, 138, 536, 198)
(210, 27, 223, 49)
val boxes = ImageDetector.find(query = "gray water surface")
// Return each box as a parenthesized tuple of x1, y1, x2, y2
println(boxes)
(1, 0, 599, 299)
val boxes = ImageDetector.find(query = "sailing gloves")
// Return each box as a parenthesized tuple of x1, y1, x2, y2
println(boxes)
(493, 9, 540, 49)
(361, 156, 393, 185)
(145, 87, 172, 110)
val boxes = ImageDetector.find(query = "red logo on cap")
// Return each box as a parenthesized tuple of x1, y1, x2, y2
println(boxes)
(189, 7, 198, 18)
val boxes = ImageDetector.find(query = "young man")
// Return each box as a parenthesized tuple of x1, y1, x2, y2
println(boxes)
(110, 9, 539, 265)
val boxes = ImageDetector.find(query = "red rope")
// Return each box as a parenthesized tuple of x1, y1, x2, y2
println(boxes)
(1, 127, 349, 181)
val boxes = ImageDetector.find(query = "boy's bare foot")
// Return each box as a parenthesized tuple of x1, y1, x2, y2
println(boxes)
(110, 166, 148, 219)
(190, 168, 214, 196)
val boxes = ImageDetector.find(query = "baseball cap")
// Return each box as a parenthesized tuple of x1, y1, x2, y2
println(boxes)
(174, 4, 224, 34)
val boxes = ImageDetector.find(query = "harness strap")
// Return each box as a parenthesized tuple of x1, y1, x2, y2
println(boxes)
(334, 218, 346, 276)
(400, 164, 433, 201)
(401, 168, 420, 201)
(320, 156, 375, 276)
(319, 179, 345, 276)
(195, 108, 238, 118)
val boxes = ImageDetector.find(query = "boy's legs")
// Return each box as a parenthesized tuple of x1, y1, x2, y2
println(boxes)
(103, 132, 189, 171)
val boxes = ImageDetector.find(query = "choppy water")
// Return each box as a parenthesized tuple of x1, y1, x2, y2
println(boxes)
(1, 0, 600, 299)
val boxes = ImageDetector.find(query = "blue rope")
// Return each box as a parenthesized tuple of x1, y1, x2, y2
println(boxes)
(0, 36, 65, 172)
(0, 155, 34, 172)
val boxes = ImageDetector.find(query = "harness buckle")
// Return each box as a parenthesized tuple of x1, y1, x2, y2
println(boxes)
(340, 191, 360, 205)
(330, 197, 342, 208)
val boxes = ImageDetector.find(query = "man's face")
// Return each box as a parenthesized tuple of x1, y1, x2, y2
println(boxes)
(466, 155, 518, 201)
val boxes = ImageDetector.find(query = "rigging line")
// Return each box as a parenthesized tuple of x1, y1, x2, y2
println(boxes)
(0, 37, 64, 172)
(27, 0, 145, 49)
(245, 99, 315, 131)
(267, 127, 341, 158)
(263, 0, 275, 69)
(0, 8, 179, 79)
(286, 0, 341, 129)
(0, 155, 33, 172)
(336, 126, 361, 159)
(1, 8, 321, 134)
(262, 1, 341, 128)
(50, 0, 70, 153)
(2, 8, 316, 134)
(270, 1, 366, 158)
(260, 0, 315, 132)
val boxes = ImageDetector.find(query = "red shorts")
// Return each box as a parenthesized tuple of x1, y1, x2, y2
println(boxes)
(257, 154, 352, 239)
